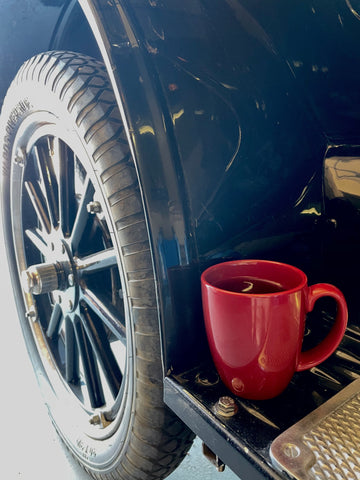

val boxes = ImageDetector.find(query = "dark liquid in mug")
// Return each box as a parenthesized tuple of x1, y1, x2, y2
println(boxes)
(216, 276, 285, 294)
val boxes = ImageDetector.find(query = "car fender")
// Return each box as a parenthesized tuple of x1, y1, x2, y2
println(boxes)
(77, 0, 330, 372)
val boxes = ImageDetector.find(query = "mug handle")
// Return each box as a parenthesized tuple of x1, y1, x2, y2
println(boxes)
(296, 283, 348, 372)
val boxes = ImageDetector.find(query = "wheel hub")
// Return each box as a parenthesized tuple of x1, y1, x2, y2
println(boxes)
(21, 262, 66, 294)
(21, 239, 79, 314)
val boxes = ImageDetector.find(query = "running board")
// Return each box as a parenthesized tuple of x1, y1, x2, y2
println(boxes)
(270, 377, 360, 479)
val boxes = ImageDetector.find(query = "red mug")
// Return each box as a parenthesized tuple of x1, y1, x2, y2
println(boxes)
(201, 260, 348, 400)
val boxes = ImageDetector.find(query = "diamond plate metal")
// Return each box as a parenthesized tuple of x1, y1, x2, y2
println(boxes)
(270, 378, 360, 479)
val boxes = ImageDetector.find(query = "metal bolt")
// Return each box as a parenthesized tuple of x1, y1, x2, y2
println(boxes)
(21, 264, 59, 295)
(14, 147, 26, 166)
(25, 307, 37, 322)
(87, 201, 102, 214)
(283, 443, 301, 459)
(89, 412, 111, 428)
(215, 396, 238, 417)
(89, 414, 101, 426)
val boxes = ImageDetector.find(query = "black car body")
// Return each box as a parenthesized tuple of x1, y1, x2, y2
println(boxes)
(1, 1, 360, 479)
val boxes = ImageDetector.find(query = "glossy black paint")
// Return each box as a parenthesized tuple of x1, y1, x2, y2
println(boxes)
(130, 0, 326, 261)
(73, 0, 360, 372)
(164, 374, 284, 480)
(126, 1, 360, 274)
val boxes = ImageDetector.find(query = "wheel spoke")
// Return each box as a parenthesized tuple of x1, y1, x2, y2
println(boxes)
(55, 138, 76, 237)
(24, 180, 51, 234)
(81, 285, 126, 342)
(70, 177, 94, 252)
(46, 302, 63, 338)
(33, 144, 59, 228)
(65, 316, 79, 383)
(25, 228, 48, 257)
(76, 248, 117, 274)
(81, 303, 122, 397)
(19, 125, 128, 413)
(74, 315, 105, 408)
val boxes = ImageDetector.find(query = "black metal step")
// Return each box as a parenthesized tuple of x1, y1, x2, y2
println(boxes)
(164, 322, 360, 479)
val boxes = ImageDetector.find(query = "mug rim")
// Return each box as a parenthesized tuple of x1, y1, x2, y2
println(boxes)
(201, 259, 308, 297)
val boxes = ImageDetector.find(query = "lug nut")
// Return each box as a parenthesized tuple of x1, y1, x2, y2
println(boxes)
(89, 414, 101, 425)
(215, 396, 238, 417)
(87, 201, 102, 214)
(89, 412, 111, 429)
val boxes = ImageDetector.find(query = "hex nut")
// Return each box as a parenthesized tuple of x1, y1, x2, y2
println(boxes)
(87, 201, 102, 214)
(89, 414, 101, 425)
(215, 396, 238, 417)
(89, 412, 111, 429)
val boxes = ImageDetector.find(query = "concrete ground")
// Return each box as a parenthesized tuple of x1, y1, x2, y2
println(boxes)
(0, 227, 238, 480)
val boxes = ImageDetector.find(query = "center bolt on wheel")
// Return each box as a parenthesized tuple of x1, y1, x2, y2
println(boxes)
(21, 263, 61, 295)
(21, 252, 79, 317)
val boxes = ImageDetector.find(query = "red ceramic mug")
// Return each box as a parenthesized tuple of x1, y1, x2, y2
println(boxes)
(201, 260, 348, 400)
